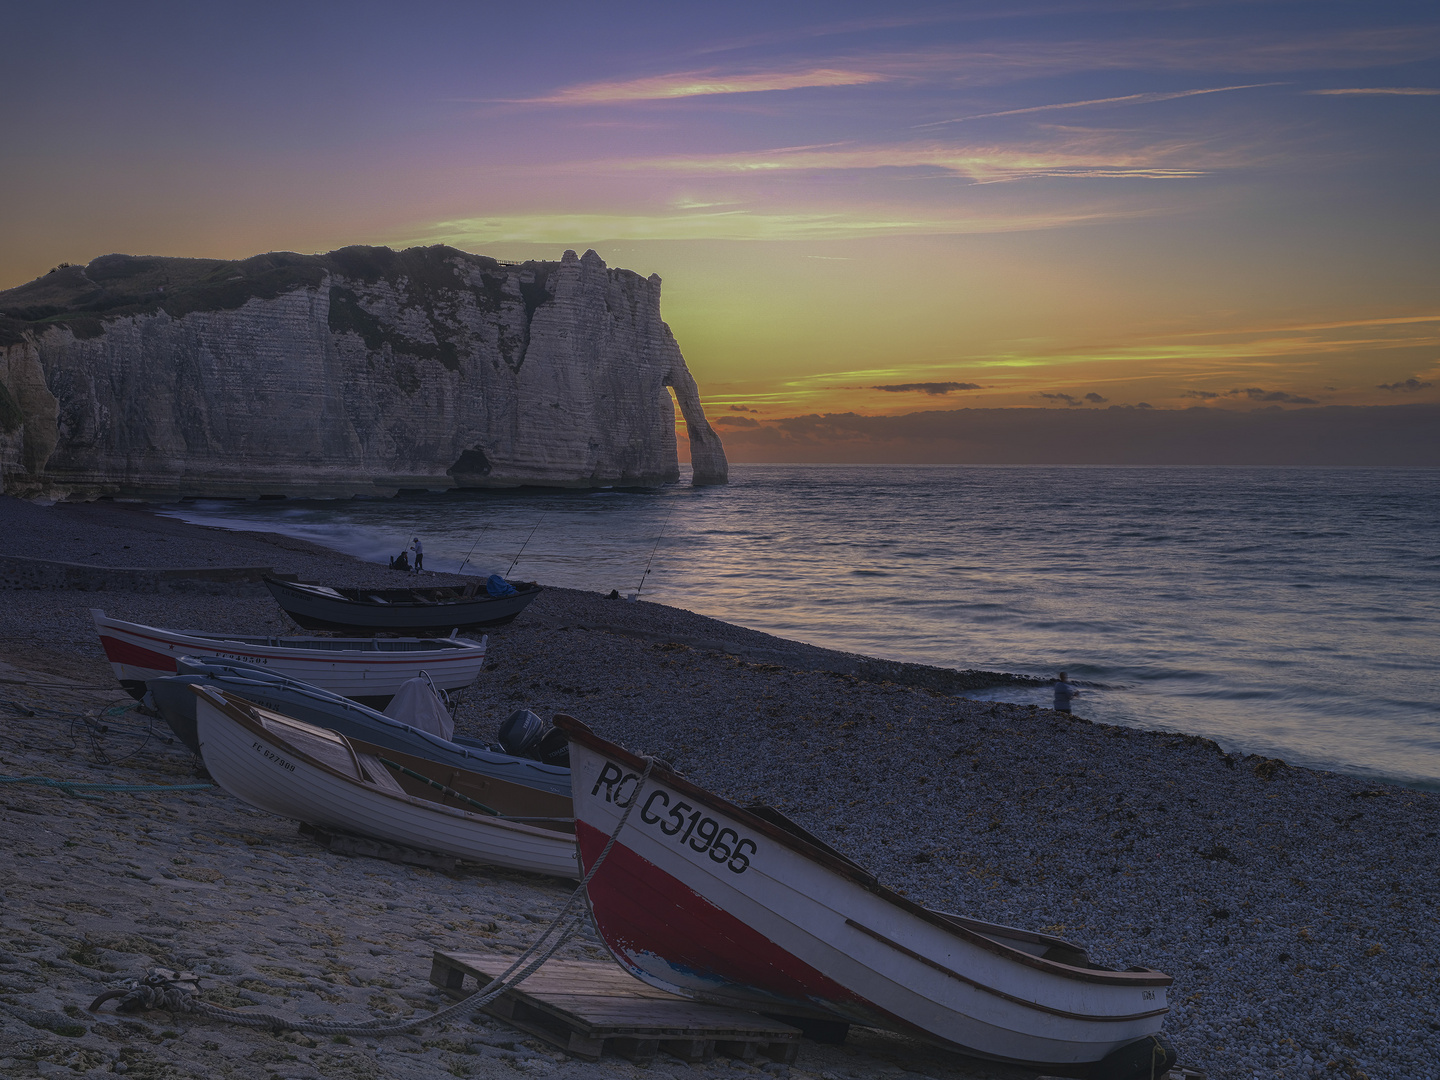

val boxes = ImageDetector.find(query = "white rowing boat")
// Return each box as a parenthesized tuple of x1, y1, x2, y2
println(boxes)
(195, 688, 578, 878)
(92, 609, 487, 705)
(557, 715, 1178, 1079)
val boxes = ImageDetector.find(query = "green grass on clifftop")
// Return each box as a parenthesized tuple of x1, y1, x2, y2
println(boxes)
(0, 246, 557, 345)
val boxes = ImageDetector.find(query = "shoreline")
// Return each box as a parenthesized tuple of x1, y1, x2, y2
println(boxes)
(3, 494, 1438, 1080)
(37, 493, 1436, 792)
(1, 494, 1047, 698)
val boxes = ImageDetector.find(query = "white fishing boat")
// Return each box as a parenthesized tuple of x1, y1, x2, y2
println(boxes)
(146, 657, 571, 797)
(92, 609, 487, 705)
(557, 715, 1179, 1079)
(195, 687, 578, 878)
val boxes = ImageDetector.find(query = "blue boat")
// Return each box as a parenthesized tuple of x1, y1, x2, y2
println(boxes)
(146, 656, 570, 798)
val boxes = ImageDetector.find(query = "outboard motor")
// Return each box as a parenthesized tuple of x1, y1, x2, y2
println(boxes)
(536, 727, 570, 768)
(497, 709, 545, 758)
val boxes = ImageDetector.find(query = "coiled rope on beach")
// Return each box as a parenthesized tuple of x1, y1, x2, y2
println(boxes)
(3, 693, 176, 765)
(90, 757, 655, 1038)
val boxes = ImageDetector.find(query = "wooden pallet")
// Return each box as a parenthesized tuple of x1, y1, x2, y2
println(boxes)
(429, 949, 802, 1065)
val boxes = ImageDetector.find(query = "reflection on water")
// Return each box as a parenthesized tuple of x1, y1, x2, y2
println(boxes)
(160, 464, 1440, 789)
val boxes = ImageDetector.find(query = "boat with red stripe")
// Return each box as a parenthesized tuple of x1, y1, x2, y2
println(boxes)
(91, 609, 486, 707)
(558, 715, 1179, 1079)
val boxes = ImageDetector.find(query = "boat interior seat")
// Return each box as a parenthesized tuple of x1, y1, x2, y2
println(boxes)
(356, 753, 410, 796)
(258, 713, 363, 781)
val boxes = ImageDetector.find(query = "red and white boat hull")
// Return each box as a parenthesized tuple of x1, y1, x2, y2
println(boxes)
(92, 609, 486, 703)
(563, 722, 1172, 1071)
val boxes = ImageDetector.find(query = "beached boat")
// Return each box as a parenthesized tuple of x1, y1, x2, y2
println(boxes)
(194, 687, 578, 877)
(558, 715, 1178, 1078)
(263, 576, 542, 635)
(147, 657, 571, 798)
(92, 609, 487, 705)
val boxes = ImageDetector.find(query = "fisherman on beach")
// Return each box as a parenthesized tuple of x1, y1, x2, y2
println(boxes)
(1053, 671, 1081, 714)
(411, 536, 424, 572)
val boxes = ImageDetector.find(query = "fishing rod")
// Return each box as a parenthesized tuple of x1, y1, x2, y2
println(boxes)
(633, 502, 678, 599)
(506, 513, 547, 577)
(456, 524, 492, 575)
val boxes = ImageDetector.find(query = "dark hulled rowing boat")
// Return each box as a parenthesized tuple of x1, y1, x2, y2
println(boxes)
(264, 576, 542, 635)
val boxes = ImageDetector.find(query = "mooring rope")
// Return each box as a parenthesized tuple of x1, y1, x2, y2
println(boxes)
(91, 756, 656, 1037)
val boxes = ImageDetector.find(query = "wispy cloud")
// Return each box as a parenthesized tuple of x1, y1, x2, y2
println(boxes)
(506, 68, 885, 105)
(628, 137, 1225, 183)
(493, 25, 1440, 111)
(760, 27, 1440, 86)
(914, 83, 1281, 128)
(874, 382, 982, 394)
(1178, 314, 1440, 335)
(1377, 377, 1433, 391)
(888, 314, 1440, 385)
(1308, 87, 1440, 96)
(1234, 387, 1317, 404)
(695, 18, 1440, 74)
(1037, 390, 1111, 405)
(710, 366, 995, 410)
(1182, 387, 1319, 404)
(409, 202, 1152, 245)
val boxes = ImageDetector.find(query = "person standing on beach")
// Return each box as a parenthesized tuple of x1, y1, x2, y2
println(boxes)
(1053, 671, 1080, 714)
(410, 536, 424, 573)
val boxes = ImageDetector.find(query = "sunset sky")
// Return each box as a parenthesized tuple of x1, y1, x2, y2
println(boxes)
(3, 1, 1437, 459)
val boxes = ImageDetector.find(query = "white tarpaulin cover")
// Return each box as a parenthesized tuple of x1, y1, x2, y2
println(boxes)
(382, 674, 454, 741)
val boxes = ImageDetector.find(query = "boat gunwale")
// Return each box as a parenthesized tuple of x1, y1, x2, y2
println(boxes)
(197, 688, 573, 841)
(95, 611, 487, 662)
(844, 919, 1170, 1023)
(556, 715, 1173, 990)
(266, 577, 542, 613)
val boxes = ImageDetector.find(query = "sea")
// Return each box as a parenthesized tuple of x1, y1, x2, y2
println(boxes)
(158, 465, 1440, 791)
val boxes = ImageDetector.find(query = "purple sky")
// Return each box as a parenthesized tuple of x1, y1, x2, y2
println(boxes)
(3, 1, 1437, 460)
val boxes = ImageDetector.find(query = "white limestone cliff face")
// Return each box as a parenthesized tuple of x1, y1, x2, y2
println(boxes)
(0, 246, 727, 498)
(0, 340, 59, 488)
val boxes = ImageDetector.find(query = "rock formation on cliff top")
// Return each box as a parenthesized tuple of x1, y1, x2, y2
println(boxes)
(0, 245, 727, 498)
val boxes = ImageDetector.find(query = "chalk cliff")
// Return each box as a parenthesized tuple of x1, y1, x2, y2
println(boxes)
(0, 245, 727, 498)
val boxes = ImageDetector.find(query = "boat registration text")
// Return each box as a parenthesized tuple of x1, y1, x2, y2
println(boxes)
(592, 762, 756, 874)
(253, 740, 296, 773)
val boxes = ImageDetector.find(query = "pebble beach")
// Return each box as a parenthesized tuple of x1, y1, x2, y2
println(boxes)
(1, 496, 1437, 1080)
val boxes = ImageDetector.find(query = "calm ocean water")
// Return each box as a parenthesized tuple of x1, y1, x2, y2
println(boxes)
(160, 465, 1440, 789)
